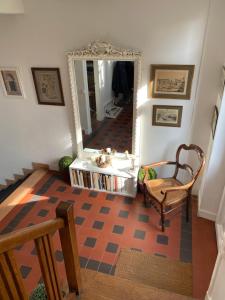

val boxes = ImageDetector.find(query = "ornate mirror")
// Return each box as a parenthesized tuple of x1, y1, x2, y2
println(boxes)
(67, 41, 142, 160)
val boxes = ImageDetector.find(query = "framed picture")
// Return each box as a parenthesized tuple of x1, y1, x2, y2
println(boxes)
(211, 105, 219, 139)
(31, 68, 64, 106)
(0, 67, 25, 97)
(152, 105, 183, 127)
(150, 64, 195, 99)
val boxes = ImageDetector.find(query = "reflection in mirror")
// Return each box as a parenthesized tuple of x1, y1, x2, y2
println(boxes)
(74, 60, 134, 153)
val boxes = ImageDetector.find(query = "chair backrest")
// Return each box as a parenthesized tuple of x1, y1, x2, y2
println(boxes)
(173, 144, 205, 187)
(0, 201, 81, 300)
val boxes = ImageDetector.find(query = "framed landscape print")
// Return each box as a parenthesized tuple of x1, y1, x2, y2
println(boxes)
(211, 105, 219, 139)
(152, 105, 183, 127)
(0, 67, 24, 97)
(31, 68, 65, 106)
(150, 64, 195, 100)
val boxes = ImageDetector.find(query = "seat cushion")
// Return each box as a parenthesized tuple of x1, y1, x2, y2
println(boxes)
(145, 178, 188, 206)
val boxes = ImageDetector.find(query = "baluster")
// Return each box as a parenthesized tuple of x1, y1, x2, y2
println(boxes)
(56, 201, 82, 295)
(35, 234, 62, 300)
(0, 250, 28, 300)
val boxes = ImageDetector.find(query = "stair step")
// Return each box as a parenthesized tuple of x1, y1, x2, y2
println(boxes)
(32, 162, 49, 170)
(79, 269, 193, 300)
(14, 174, 25, 181)
(22, 168, 33, 176)
(0, 184, 7, 191)
(5, 179, 15, 186)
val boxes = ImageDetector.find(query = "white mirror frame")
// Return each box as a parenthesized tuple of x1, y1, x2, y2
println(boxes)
(67, 41, 142, 160)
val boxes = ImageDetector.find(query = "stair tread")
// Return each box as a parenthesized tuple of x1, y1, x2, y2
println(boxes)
(78, 269, 194, 300)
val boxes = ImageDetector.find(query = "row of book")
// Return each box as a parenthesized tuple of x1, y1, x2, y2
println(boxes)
(71, 169, 133, 193)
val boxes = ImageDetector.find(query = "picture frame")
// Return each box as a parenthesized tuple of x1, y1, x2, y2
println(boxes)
(0, 67, 25, 98)
(150, 64, 195, 100)
(152, 105, 183, 127)
(211, 105, 219, 139)
(31, 68, 65, 106)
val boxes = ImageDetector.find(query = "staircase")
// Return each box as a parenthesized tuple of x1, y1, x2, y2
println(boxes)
(0, 162, 49, 192)
(0, 196, 195, 300)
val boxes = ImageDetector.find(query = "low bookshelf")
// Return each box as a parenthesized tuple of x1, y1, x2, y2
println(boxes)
(69, 149, 139, 197)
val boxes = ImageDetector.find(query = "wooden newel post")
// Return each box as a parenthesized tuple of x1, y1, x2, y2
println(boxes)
(56, 202, 82, 295)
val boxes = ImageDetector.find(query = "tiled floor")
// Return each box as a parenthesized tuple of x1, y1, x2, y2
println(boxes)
(0, 172, 217, 298)
(83, 103, 133, 153)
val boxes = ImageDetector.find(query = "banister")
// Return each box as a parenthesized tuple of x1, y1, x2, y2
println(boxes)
(0, 218, 64, 254)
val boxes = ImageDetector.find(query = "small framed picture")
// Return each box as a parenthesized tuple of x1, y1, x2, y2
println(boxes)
(31, 68, 65, 106)
(150, 64, 195, 100)
(152, 105, 183, 127)
(211, 105, 219, 139)
(0, 67, 25, 97)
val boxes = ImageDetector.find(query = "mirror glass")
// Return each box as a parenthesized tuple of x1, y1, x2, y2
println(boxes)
(74, 60, 134, 153)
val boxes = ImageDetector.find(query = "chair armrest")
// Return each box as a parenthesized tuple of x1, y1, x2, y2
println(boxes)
(141, 161, 176, 170)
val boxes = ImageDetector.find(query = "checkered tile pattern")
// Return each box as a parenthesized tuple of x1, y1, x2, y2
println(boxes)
(0, 172, 191, 294)
(83, 104, 133, 153)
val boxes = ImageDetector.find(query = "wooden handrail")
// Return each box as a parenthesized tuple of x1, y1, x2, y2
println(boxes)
(0, 201, 82, 300)
(0, 219, 64, 254)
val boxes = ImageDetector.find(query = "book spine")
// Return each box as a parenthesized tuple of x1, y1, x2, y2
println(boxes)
(77, 170, 81, 186)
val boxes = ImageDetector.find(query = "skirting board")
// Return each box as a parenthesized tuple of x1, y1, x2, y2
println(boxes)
(198, 191, 216, 221)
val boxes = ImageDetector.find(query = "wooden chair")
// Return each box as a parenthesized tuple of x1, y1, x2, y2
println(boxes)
(0, 201, 81, 300)
(142, 144, 205, 232)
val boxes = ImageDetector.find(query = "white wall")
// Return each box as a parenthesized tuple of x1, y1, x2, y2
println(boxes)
(0, 0, 209, 184)
(95, 60, 115, 121)
(0, 0, 24, 14)
(98, 60, 115, 108)
(191, 0, 225, 210)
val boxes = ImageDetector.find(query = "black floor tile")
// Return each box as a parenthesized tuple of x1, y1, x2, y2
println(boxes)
(82, 203, 92, 211)
(157, 235, 168, 245)
(106, 194, 115, 201)
(93, 220, 104, 230)
(57, 186, 66, 192)
(134, 229, 146, 240)
(98, 262, 112, 274)
(99, 206, 110, 214)
(55, 250, 64, 262)
(130, 248, 142, 252)
(75, 216, 85, 225)
(112, 225, 124, 235)
(110, 265, 116, 275)
(118, 210, 129, 218)
(31, 248, 37, 256)
(48, 197, 58, 204)
(79, 256, 88, 268)
(159, 219, 170, 228)
(84, 237, 97, 248)
(123, 197, 133, 205)
(89, 191, 98, 197)
(105, 242, 118, 253)
(155, 253, 167, 258)
(138, 214, 149, 223)
(73, 188, 82, 195)
(20, 265, 32, 279)
(86, 259, 100, 271)
(38, 209, 49, 217)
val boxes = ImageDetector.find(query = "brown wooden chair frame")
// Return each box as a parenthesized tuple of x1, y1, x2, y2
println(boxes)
(142, 144, 205, 232)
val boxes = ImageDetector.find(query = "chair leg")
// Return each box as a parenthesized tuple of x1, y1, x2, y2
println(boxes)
(160, 205, 165, 232)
